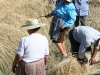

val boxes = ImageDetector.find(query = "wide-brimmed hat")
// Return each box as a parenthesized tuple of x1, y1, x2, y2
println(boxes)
(66, 0, 71, 2)
(21, 18, 46, 29)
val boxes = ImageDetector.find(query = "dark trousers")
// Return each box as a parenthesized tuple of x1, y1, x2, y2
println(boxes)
(75, 16, 86, 27)
(69, 29, 80, 53)
(69, 29, 91, 54)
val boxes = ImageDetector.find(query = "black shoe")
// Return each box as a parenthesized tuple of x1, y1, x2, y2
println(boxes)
(77, 58, 84, 65)
(77, 56, 88, 65)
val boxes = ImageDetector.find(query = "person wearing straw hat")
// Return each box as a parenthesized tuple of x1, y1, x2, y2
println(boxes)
(45, 0, 76, 60)
(69, 26, 100, 65)
(12, 18, 49, 75)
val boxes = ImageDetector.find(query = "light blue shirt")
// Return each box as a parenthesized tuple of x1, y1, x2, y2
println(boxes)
(72, 0, 89, 16)
(73, 26, 100, 58)
(51, 1, 76, 27)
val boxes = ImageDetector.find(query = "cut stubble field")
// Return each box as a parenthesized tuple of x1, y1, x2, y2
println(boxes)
(0, 0, 100, 75)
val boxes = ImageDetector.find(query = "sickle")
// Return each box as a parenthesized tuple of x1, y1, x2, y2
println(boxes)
(37, 16, 46, 19)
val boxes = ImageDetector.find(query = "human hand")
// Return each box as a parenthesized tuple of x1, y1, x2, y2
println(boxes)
(12, 65, 17, 73)
(45, 13, 52, 18)
(89, 57, 96, 65)
(60, 25, 65, 29)
(60, 25, 67, 32)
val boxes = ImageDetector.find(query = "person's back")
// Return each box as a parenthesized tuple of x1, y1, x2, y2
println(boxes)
(72, 0, 89, 26)
(73, 26, 100, 44)
(72, 0, 89, 16)
(18, 33, 48, 63)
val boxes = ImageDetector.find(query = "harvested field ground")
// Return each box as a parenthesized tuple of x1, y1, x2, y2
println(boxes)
(0, 0, 100, 75)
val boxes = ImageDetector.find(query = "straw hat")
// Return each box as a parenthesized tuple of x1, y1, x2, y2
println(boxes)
(21, 18, 46, 29)
(66, 0, 71, 2)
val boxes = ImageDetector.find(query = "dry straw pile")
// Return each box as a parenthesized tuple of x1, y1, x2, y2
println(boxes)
(0, 0, 100, 75)
(0, 0, 52, 75)
(47, 57, 88, 75)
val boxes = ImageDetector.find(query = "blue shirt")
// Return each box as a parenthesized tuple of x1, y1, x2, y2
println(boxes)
(73, 26, 100, 58)
(72, 0, 89, 16)
(51, 1, 76, 27)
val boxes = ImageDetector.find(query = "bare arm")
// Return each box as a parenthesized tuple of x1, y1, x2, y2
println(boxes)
(12, 54, 23, 73)
(90, 39, 100, 65)
(90, 48, 98, 65)
(44, 55, 49, 69)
